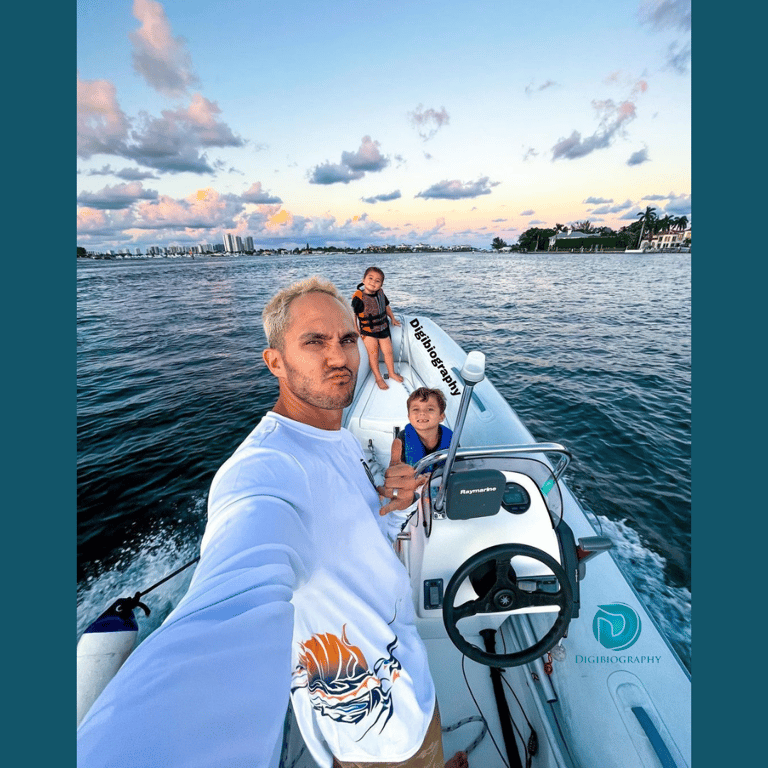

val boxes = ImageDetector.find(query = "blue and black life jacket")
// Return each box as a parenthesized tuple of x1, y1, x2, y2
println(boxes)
(402, 423, 453, 472)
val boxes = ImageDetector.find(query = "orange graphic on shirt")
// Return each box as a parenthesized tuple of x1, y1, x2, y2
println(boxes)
(292, 624, 401, 737)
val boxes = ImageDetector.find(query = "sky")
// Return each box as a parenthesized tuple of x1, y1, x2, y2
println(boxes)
(76, 0, 691, 252)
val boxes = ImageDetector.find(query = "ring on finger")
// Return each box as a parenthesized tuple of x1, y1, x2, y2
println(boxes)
(392, 488, 399, 499)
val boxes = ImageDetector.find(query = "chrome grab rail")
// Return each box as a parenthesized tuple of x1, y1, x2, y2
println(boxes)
(414, 443, 572, 481)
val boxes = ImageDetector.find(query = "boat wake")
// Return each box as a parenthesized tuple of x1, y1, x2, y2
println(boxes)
(76, 498, 205, 644)
(593, 515, 691, 670)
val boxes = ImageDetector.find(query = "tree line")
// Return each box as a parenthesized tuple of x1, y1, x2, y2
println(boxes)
(492, 207, 689, 251)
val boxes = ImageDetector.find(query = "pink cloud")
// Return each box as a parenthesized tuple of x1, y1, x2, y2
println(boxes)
(77, 74, 130, 158)
(130, 0, 199, 97)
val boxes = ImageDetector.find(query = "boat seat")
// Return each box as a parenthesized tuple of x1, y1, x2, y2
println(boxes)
(357, 362, 422, 433)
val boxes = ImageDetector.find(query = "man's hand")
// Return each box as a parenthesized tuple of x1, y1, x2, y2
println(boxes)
(376, 438, 427, 515)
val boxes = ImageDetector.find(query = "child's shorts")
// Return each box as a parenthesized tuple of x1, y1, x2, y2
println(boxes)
(360, 326, 391, 340)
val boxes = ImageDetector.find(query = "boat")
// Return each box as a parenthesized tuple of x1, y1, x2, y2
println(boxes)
(77, 313, 691, 767)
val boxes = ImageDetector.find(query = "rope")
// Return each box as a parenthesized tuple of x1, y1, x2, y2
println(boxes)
(136, 556, 200, 599)
(442, 715, 488, 756)
(106, 556, 201, 620)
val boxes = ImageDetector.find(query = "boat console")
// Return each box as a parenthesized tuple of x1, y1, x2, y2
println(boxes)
(344, 328, 591, 668)
(399, 447, 580, 667)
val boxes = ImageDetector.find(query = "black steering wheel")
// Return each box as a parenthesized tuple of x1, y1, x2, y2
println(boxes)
(442, 543, 573, 667)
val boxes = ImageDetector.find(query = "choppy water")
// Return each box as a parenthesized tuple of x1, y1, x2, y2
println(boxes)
(76, 251, 691, 668)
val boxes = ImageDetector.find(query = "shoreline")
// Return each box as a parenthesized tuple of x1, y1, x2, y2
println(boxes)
(77, 247, 691, 261)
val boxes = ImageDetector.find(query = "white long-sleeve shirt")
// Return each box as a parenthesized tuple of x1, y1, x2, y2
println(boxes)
(77, 412, 435, 767)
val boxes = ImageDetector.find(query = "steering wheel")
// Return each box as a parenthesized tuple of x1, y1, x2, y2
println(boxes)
(442, 543, 573, 667)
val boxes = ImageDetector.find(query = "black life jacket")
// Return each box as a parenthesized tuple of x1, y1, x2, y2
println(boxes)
(352, 285, 388, 333)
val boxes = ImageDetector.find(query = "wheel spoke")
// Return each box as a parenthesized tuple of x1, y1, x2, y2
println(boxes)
(453, 598, 484, 620)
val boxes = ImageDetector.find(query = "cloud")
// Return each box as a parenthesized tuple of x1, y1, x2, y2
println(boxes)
(525, 80, 558, 96)
(130, 0, 200, 97)
(132, 188, 243, 231)
(552, 100, 637, 160)
(85, 165, 118, 177)
(77, 181, 159, 210)
(309, 162, 365, 185)
(77, 74, 244, 173)
(638, 1, 691, 73)
(588, 199, 634, 214)
(244, 208, 390, 245)
(627, 147, 650, 165)
(242, 182, 282, 204)
(85, 164, 162, 182)
(665, 39, 691, 74)
(638, 0, 691, 33)
(361, 190, 402, 204)
(118, 167, 160, 181)
(341, 136, 389, 172)
(77, 74, 131, 158)
(520, 209, 535, 216)
(422, 218, 446, 238)
(77, 207, 119, 235)
(124, 95, 244, 173)
(664, 192, 691, 215)
(409, 105, 450, 141)
(309, 136, 389, 184)
(616, 192, 690, 221)
(522, 147, 538, 161)
(583, 196, 614, 204)
(181, 94, 241, 147)
(415, 176, 499, 200)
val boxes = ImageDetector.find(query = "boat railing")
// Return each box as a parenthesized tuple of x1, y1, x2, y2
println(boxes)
(414, 443, 572, 481)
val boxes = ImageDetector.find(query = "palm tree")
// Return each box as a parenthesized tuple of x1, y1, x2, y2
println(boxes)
(635, 206, 656, 247)
(675, 215, 689, 232)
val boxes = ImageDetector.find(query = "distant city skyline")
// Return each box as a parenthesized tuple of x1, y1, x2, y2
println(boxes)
(77, 0, 691, 252)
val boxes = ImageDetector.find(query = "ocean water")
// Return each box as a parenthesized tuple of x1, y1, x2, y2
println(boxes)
(76, 250, 691, 668)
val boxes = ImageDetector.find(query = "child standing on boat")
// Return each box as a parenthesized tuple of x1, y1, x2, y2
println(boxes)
(351, 266, 403, 389)
(401, 387, 454, 472)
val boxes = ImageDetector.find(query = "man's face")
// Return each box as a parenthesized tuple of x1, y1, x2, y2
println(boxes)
(270, 292, 360, 411)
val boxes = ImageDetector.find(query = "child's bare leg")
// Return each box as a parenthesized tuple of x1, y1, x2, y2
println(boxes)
(363, 335, 388, 389)
(380, 337, 403, 382)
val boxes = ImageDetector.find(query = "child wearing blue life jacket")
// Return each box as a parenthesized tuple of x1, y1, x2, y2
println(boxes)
(401, 387, 454, 470)
(351, 266, 402, 390)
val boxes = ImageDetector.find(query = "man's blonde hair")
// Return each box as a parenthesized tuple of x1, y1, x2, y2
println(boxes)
(262, 276, 351, 350)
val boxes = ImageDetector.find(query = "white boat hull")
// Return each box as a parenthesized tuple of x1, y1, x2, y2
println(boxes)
(335, 314, 690, 768)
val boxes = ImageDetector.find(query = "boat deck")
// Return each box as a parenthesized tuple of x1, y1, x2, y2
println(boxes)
(344, 360, 432, 483)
